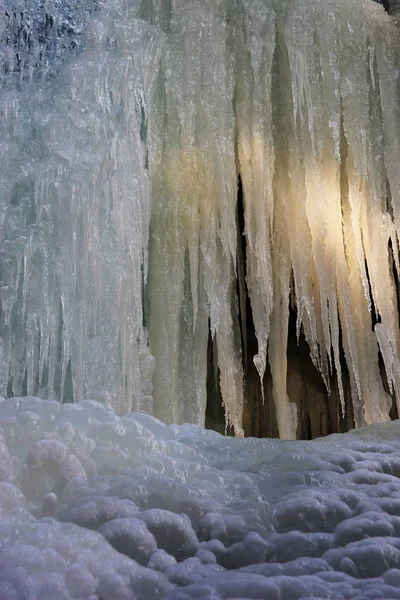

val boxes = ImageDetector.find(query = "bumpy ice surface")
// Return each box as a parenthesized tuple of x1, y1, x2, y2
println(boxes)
(3, 397, 400, 599)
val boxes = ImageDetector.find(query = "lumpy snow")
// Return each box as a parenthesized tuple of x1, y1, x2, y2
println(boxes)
(1, 0, 400, 437)
(2, 397, 400, 598)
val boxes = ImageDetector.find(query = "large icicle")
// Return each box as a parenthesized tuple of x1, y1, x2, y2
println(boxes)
(234, 0, 276, 392)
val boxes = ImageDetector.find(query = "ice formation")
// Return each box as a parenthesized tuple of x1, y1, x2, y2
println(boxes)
(3, 396, 400, 598)
(1, 0, 400, 437)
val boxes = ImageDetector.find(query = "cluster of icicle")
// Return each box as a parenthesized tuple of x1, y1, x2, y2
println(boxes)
(1, 0, 400, 439)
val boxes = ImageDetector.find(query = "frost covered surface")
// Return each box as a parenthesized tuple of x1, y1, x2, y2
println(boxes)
(1, 0, 400, 436)
(4, 398, 400, 598)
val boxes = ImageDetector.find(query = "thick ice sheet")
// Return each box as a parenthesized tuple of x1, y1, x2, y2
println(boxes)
(3, 397, 400, 598)
(1, 0, 400, 437)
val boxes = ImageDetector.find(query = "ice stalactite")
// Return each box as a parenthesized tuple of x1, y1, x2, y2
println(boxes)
(1, 0, 400, 438)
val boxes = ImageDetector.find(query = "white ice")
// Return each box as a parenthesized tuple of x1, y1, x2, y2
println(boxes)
(3, 396, 400, 598)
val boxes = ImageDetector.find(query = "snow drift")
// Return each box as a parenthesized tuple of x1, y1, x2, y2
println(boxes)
(3, 396, 400, 598)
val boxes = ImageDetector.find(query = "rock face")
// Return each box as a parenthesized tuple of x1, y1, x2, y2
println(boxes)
(390, 0, 400, 18)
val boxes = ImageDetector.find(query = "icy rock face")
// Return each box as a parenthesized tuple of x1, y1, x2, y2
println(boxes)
(390, 0, 400, 15)
(1, 0, 400, 437)
(0, 0, 97, 90)
(4, 399, 400, 598)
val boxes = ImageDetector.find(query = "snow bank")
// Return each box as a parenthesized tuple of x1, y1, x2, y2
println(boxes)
(2, 397, 400, 598)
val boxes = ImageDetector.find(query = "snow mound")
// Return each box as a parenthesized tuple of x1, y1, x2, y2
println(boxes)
(2, 398, 400, 598)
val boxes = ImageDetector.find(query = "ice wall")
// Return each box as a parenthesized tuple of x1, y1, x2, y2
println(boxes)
(1, 0, 400, 438)
(0, 0, 158, 414)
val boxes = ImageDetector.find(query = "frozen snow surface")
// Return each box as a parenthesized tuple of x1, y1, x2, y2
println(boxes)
(4, 398, 400, 598)
(1, 0, 400, 437)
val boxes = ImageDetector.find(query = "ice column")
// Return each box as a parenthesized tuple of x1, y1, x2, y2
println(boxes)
(147, 0, 244, 434)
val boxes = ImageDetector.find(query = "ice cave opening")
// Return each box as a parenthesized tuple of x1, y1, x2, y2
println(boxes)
(2, 0, 400, 599)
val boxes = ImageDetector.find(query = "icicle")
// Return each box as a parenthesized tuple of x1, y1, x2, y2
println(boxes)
(234, 0, 276, 395)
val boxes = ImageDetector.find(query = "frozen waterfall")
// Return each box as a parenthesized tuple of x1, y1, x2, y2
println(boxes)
(1, 0, 400, 438)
